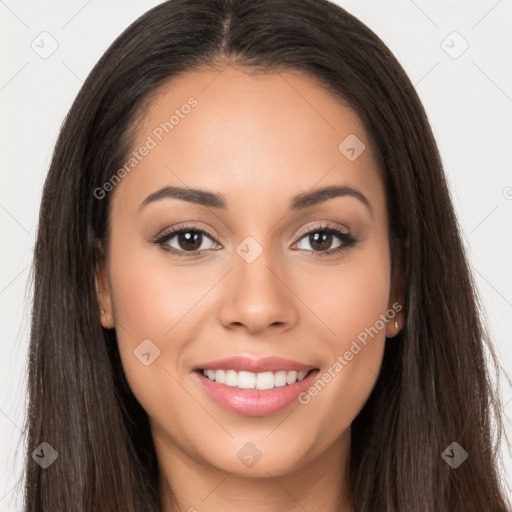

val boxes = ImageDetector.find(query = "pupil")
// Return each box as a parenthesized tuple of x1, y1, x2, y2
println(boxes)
(179, 231, 202, 251)
(310, 232, 331, 251)
(175, 230, 333, 252)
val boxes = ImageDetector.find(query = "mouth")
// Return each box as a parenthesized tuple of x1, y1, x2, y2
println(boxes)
(197, 367, 315, 390)
(192, 359, 320, 416)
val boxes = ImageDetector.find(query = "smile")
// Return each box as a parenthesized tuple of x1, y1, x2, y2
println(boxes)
(201, 369, 309, 390)
(192, 356, 320, 416)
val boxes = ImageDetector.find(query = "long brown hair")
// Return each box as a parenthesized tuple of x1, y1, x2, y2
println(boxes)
(23, 0, 511, 510)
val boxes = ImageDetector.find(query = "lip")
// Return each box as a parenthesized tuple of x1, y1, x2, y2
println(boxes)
(192, 365, 320, 417)
(193, 355, 317, 373)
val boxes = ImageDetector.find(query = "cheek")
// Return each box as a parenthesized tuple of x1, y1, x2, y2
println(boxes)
(335, 259, 391, 346)
(108, 235, 203, 346)
(290, 240, 391, 432)
(107, 247, 202, 450)
(106, 237, 192, 397)
(295, 238, 391, 354)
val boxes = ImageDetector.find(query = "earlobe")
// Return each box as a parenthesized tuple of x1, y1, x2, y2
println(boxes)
(99, 307, 114, 329)
(95, 257, 114, 329)
(386, 317, 402, 338)
(386, 287, 404, 338)
(387, 244, 407, 339)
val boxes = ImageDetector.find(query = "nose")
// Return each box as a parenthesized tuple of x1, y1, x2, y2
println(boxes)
(217, 244, 299, 336)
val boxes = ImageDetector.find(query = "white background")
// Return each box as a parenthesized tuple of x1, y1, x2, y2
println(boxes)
(1, 0, 511, 509)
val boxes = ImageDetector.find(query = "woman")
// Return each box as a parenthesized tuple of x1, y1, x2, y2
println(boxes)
(23, 0, 511, 510)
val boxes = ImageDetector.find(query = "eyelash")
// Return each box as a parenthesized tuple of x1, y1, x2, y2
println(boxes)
(153, 222, 358, 259)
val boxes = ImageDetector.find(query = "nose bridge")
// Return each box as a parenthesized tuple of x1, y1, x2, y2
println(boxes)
(233, 232, 283, 300)
(217, 232, 298, 333)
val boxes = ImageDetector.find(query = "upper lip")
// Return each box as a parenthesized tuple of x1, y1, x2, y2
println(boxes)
(194, 356, 317, 373)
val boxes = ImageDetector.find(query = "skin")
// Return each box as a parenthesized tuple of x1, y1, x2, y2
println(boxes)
(96, 63, 403, 512)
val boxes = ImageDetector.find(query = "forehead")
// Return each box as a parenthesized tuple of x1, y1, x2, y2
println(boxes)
(111, 65, 383, 218)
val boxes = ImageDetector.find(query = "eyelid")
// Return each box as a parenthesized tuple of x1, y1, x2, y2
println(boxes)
(152, 220, 357, 258)
(292, 220, 351, 244)
(154, 220, 350, 246)
(153, 222, 220, 244)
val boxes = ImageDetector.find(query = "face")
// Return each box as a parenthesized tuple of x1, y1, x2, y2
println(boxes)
(96, 64, 402, 480)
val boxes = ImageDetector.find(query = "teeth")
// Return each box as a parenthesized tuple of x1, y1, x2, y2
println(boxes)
(238, 371, 256, 389)
(274, 371, 287, 387)
(215, 369, 226, 384)
(225, 370, 237, 387)
(201, 369, 309, 389)
(286, 371, 298, 385)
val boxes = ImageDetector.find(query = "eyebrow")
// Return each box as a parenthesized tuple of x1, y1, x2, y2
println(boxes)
(139, 184, 373, 217)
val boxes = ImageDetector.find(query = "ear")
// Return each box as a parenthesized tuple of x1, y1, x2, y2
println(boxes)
(386, 241, 407, 338)
(95, 249, 115, 329)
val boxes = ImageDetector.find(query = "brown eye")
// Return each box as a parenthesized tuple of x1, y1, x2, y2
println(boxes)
(305, 231, 337, 252)
(175, 230, 203, 251)
(293, 224, 357, 257)
(155, 227, 220, 257)
(296, 228, 343, 252)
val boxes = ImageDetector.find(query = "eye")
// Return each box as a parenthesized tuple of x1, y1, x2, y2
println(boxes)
(153, 221, 357, 259)
(153, 224, 220, 258)
(292, 222, 357, 257)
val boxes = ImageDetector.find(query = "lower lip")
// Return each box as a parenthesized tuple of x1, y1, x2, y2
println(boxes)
(193, 369, 320, 416)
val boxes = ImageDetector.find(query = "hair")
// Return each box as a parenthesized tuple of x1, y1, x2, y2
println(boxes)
(21, 0, 511, 510)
